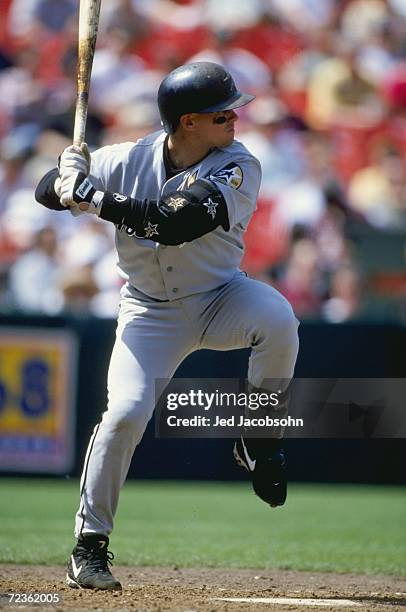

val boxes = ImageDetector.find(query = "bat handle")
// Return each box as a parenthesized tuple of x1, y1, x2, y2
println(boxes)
(73, 91, 89, 147)
(71, 88, 89, 218)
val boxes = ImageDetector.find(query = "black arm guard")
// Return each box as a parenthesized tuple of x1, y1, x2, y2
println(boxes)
(99, 178, 229, 245)
(35, 168, 66, 211)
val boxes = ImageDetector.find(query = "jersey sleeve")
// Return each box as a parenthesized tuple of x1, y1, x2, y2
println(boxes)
(88, 142, 135, 191)
(208, 156, 262, 229)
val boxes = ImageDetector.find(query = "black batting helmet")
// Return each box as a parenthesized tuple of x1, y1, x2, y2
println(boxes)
(157, 62, 255, 134)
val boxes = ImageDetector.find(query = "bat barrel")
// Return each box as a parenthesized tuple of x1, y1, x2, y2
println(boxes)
(73, 0, 101, 146)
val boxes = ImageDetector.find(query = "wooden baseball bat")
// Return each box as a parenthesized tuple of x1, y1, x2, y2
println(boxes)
(73, 0, 101, 147)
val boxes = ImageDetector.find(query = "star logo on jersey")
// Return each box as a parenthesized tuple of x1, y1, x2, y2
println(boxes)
(203, 197, 218, 219)
(144, 221, 159, 238)
(167, 196, 186, 211)
(210, 163, 243, 189)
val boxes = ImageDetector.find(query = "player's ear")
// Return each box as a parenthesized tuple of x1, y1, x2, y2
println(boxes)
(179, 113, 198, 131)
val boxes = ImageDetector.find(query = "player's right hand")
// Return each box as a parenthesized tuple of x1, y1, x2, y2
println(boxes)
(58, 143, 91, 180)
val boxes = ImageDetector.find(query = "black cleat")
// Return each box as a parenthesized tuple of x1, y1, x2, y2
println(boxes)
(66, 534, 122, 590)
(234, 437, 287, 507)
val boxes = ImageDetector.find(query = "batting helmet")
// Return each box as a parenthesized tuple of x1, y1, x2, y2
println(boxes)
(157, 62, 255, 134)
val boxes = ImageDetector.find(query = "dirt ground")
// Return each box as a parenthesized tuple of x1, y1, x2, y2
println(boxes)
(0, 565, 405, 611)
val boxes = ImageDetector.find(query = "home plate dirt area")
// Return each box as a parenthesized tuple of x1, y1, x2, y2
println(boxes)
(1, 565, 405, 611)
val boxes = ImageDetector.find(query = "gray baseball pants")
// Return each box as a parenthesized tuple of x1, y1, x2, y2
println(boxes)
(75, 273, 299, 537)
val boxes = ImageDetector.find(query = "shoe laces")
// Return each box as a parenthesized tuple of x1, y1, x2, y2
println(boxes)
(78, 544, 115, 573)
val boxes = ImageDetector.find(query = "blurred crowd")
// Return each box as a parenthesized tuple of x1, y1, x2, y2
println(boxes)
(0, 0, 405, 321)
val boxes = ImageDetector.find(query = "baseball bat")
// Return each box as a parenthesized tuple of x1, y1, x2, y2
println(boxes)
(73, 0, 101, 147)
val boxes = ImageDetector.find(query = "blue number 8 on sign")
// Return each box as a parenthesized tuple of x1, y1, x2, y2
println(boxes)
(20, 359, 50, 417)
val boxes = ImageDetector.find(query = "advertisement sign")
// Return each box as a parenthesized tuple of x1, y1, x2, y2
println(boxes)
(0, 328, 77, 473)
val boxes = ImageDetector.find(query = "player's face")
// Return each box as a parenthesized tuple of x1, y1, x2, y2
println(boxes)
(190, 110, 238, 147)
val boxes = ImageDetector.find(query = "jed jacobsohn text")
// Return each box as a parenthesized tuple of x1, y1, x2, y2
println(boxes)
(167, 414, 303, 428)
(166, 390, 280, 411)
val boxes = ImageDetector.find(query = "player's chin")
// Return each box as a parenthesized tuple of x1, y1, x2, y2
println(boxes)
(222, 132, 235, 147)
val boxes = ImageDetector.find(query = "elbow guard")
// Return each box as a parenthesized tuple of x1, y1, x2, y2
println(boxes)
(35, 168, 66, 211)
(99, 178, 229, 245)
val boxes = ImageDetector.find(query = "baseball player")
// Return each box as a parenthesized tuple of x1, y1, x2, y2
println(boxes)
(36, 62, 299, 591)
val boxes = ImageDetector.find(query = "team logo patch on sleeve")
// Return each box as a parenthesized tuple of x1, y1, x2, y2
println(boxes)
(210, 163, 243, 189)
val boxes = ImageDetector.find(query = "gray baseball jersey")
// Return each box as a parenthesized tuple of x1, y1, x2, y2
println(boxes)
(88, 130, 261, 300)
